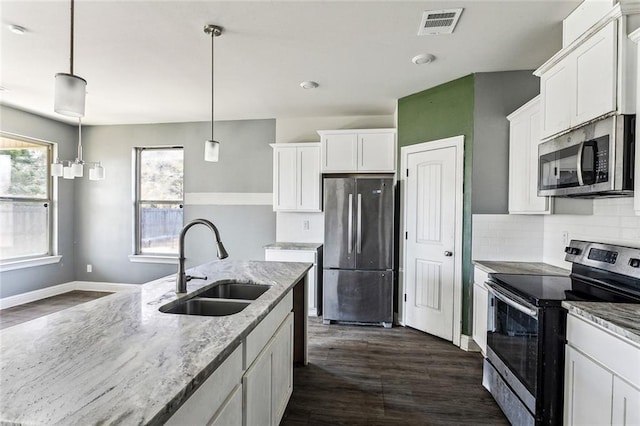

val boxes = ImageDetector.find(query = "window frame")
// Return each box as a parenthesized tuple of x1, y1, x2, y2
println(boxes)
(0, 131, 59, 269)
(132, 146, 184, 259)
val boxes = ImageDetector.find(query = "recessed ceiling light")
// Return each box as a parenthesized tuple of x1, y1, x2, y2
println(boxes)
(412, 53, 436, 65)
(300, 81, 319, 89)
(8, 24, 27, 35)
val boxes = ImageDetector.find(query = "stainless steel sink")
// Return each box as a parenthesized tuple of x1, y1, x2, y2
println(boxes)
(160, 298, 250, 316)
(197, 282, 270, 300)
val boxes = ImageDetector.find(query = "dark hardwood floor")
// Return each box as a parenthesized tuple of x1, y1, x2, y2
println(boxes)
(282, 318, 508, 425)
(0, 290, 111, 330)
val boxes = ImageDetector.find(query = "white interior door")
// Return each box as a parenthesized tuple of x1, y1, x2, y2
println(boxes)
(402, 136, 463, 343)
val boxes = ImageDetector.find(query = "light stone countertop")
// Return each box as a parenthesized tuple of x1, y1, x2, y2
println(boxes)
(264, 242, 323, 251)
(0, 259, 311, 425)
(473, 260, 570, 276)
(562, 301, 640, 346)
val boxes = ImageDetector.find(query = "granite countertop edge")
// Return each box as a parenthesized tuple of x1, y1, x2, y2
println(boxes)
(0, 259, 312, 425)
(562, 301, 640, 346)
(264, 242, 323, 250)
(473, 260, 571, 276)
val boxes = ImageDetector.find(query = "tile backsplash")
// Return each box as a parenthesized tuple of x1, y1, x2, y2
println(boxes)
(473, 198, 640, 269)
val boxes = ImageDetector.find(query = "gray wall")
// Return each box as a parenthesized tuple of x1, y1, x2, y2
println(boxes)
(75, 119, 276, 283)
(1, 106, 276, 295)
(472, 71, 540, 214)
(0, 106, 77, 298)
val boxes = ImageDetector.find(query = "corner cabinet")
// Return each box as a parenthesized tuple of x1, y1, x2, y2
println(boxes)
(507, 96, 551, 214)
(318, 129, 396, 173)
(271, 143, 321, 212)
(535, 9, 637, 140)
(564, 313, 640, 426)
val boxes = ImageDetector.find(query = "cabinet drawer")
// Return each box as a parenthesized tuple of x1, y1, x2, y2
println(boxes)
(245, 291, 293, 368)
(567, 314, 640, 388)
(264, 249, 316, 264)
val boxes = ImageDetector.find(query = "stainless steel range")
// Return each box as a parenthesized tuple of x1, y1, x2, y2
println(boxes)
(482, 240, 640, 425)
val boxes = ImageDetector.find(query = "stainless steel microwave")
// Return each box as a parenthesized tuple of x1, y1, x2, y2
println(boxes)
(538, 115, 635, 197)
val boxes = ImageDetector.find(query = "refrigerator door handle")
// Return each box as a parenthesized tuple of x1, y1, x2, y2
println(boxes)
(357, 193, 362, 253)
(348, 193, 353, 254)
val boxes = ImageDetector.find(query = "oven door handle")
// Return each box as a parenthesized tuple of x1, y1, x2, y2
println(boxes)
(486, 280, 538, 319)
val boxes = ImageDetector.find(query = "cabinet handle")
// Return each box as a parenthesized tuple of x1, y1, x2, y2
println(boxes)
(348, 193, 353, 254)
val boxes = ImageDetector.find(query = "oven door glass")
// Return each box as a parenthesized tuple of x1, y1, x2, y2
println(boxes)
(487, 295, 539, 395)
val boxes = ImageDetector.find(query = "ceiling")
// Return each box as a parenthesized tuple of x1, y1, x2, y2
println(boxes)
(1, 1, 581, 126)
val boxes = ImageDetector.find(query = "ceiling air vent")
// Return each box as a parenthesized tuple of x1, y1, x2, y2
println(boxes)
(417, 8, 464, 35)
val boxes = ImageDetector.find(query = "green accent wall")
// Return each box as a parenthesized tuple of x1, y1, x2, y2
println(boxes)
(397, 74, 475, 335)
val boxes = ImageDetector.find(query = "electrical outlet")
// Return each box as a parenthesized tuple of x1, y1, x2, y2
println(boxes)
(562, 231, 569, 245)
(303, 220, 310, 230)
(87, 264, 93, 273)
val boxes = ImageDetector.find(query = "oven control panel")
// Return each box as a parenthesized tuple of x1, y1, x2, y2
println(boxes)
(565, 240, 640, 278)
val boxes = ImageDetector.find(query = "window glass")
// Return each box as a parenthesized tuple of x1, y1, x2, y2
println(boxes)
(136, 147, 183, 255)
(0, 135, 52, 261)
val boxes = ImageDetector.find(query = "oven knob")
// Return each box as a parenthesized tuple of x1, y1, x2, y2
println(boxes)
(564, 247, 581, 255)
(629, 258, 640, 268)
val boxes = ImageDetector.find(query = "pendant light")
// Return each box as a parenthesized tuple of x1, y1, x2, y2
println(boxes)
(54, 0, 86, 117)
(204, 24, 223, 162)
(50, 0, 105, 181)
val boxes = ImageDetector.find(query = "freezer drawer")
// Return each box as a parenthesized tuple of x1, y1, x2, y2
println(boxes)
(323, 269, 393, 324)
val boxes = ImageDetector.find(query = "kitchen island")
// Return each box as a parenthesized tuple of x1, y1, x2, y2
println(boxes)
(0, 259, 311, 425)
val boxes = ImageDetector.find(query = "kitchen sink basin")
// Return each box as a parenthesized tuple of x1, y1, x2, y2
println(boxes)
(197, 282, 270, 300)
(160, 298, 250, 316)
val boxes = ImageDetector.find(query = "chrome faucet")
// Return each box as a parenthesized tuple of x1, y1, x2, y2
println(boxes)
(176, 218, 228, 294)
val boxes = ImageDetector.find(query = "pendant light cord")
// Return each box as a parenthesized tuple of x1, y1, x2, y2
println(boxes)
(69, 0, 75, 75)
(211, 30, 214, 141)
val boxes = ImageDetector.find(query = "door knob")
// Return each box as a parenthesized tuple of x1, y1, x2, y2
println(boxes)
(444, 251, 453, 257)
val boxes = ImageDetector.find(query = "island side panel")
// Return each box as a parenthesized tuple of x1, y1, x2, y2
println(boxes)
(293, 275, 308, 365)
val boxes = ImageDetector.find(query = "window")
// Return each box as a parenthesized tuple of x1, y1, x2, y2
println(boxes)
(0, 133, 53, 262)
(134, 147, 184, 256)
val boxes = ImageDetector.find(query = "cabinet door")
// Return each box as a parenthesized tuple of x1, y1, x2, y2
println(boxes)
(508, 99, 549, 214)
(322, 133, 358, 172)
(244, 340, 273, 426)
(541, 59, 574, 139)
(271, 313, 294, 425)
(612, 376, 640, 426)
(297, 145, 321, 210)
(564, 346, 614, 426)
(472, 282, 488, 355)
(273, 147, 297, 211)
(210, 384, 242, 426)
(307, 264, 317, 315)
(573, 21, 617, 126)
(358, 132, 395, 172)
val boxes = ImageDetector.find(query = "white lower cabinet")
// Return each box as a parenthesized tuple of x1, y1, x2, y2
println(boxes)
(564, 313, 640, 426)
(265, 247, 321, 316)
(167, 292, 295, 426)
(244, 312, 294, 426)
(472, 267, 489, 355)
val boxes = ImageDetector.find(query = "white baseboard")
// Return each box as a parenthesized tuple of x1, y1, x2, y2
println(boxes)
(0, 281, 139, 310)
(459, 334, 481, 352)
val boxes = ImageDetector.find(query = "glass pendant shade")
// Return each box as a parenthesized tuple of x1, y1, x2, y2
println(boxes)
(51, 160, 64, 177)
(54, 73, 87, 117)
(204, 139, 220, 162)
(89, 162, 105, 180)
(71, 161, 84, 177)
(63, 163, 75, 179)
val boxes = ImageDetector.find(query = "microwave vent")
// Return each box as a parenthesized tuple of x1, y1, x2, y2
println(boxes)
(418, 8, 464, 35)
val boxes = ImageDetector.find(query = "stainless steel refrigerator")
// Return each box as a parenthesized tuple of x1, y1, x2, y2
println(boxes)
(322, 176, 394, 327)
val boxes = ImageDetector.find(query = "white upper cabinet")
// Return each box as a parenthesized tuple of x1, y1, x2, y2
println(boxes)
(507, 96, 551, 214)
(535, 5, 638, 140)
(318, 129, 396, 173)
(271, 143, 321, 212)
